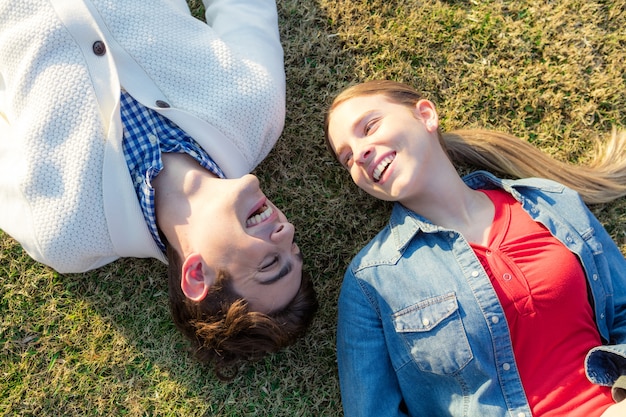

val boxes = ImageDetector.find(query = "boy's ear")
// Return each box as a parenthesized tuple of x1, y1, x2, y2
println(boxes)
(180, 253, 215, 302)
(413, 99, 439, 132)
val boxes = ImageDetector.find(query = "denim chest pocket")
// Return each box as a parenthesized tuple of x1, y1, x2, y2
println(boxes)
(392, 292, 473, 375)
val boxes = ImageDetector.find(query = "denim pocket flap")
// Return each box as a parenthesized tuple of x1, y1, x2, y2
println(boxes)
(393, 292, 458, 333)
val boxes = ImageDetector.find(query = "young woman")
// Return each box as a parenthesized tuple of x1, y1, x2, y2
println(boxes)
(0, 0, 317, 380)
(324, 80, 626, 416)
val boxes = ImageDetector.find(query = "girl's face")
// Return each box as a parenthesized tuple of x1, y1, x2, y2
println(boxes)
(326, 94, 441, 202)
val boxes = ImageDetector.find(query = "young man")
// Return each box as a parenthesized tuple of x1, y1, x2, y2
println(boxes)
(0, 0, 317, 379)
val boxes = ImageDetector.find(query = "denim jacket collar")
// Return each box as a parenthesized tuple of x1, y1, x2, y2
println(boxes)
(388, 170, 566, 252)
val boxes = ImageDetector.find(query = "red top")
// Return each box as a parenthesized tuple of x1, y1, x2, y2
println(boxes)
(471, 189, 612, 416)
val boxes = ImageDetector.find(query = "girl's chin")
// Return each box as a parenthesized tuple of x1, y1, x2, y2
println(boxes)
(367, 188, 396, 201)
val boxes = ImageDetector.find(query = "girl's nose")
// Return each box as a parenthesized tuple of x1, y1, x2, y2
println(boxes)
(356, 147, 372, 164)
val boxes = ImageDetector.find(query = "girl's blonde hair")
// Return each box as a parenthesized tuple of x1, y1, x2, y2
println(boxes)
(324, 80, 626, 204)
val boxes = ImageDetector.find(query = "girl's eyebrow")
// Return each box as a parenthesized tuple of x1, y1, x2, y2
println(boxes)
(353, 109, 372, 132)
(333, 109, 374, 156)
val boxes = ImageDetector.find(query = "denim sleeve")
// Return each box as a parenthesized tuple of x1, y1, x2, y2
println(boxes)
(336, 270, 409, 417)
(584, 204, 626, 388)
(585, 345, 626, 386)
(588, 205, 626, 345)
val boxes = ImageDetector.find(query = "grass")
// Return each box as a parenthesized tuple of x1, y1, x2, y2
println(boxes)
(2, 0, 625, 415)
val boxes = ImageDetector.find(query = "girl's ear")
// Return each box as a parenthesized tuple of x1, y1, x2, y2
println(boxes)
(180, 253, 215, 301)
(413, 99, 439, 132)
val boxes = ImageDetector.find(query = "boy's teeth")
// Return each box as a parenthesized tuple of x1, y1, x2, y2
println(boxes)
(246, 205, 274, 227)
(373, 155, 395, 182)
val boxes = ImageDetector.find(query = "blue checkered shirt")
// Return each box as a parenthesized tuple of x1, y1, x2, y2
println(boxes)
(120, 91, 225, 253)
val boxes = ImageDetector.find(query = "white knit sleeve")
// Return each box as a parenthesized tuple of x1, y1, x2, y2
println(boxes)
(203, 0, 285, 88)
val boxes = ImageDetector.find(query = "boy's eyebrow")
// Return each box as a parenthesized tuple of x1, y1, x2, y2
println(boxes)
(261, 261, 293, 286)
(260, 250, 302, 286)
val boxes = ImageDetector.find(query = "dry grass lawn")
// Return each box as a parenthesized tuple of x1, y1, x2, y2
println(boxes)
(2, 0, 625, 415)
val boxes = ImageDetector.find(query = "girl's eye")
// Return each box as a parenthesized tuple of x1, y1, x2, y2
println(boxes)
(364, 119, 378, 135)
(342, 153, 353, 168)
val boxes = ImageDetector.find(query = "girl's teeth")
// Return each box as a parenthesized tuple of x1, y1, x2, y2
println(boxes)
(373, 155, 395, 181)
(246, 205, 274, 227)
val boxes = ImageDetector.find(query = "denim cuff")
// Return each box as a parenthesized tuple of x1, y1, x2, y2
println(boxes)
(585, 345, 626, 386)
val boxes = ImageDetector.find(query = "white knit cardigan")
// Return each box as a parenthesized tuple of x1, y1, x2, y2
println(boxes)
(0, 0, 286, 272)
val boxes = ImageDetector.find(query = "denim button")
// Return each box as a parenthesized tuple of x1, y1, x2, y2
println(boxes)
(502, 363, 511, 371)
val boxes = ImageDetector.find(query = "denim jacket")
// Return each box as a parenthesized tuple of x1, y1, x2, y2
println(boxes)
(337, 171, 626, 417)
